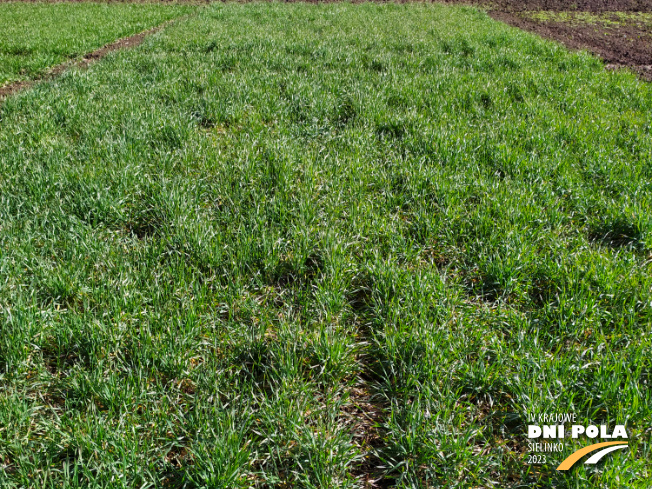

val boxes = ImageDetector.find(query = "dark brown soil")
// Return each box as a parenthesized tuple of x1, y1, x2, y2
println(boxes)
(469, 0, 652, 13)
(490, 10, 652, 80)
(0, 23, 167, 99)
(439, 0, 652, 80)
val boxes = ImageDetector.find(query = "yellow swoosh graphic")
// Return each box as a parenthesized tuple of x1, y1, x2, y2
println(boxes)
(556, 441, 628, 471)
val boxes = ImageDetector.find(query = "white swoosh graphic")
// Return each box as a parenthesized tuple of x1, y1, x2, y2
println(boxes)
(584, 445, 628, 464)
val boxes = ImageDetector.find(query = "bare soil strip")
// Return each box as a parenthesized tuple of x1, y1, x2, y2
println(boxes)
(490, 11, 652, 81)
(0, 21, 169, 99)
(345, 314, 394, 488)
(347, 375, 392, 488)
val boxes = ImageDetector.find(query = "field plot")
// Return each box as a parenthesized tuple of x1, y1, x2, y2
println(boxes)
(463, 0, 652, 80)
(1, 2, 651, 488)
(0, 2, 195, 86)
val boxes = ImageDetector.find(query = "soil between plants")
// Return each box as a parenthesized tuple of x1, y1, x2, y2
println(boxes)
(0, 24, 165, 99)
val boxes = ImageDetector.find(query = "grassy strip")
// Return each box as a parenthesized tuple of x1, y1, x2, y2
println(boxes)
(523, 10, 652, 27)
(0, 2, 196, 86)
(0, 3, 651, 487)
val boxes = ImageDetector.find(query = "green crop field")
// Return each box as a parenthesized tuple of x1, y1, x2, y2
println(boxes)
(0, 3, 650, 488)
(0, 3, 195, 86)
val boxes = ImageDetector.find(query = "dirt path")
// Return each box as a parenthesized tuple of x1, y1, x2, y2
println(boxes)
(0, 22, 169, 100)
